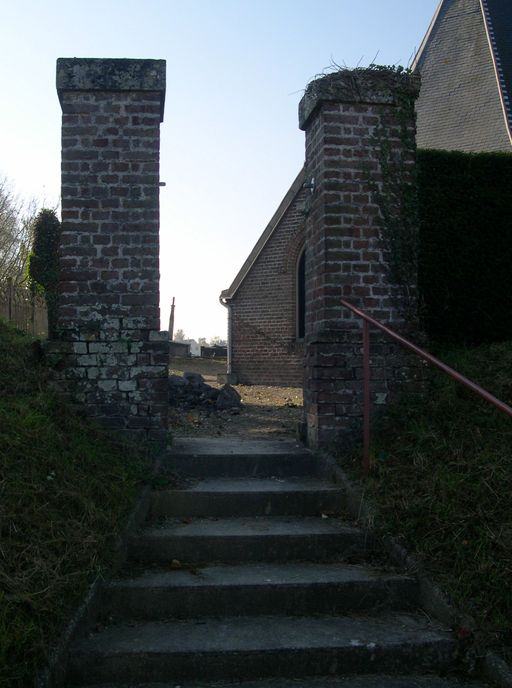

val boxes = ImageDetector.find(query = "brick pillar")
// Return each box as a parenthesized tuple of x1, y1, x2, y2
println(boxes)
(298, 69, 421, 448)
(52, 58, 168, 446)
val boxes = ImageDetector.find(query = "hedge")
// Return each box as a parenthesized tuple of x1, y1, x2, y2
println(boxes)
(417, 148, 512, 344)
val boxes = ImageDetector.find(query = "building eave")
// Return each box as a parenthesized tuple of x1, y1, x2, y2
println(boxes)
(411, 0, 445, 71)
(220, 167, 306, 302)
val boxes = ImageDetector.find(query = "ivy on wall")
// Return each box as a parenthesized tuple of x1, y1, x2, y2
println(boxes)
(365, 66, 512, 344)
(28, 209, 61, 338)
(366, 65, 420, 322)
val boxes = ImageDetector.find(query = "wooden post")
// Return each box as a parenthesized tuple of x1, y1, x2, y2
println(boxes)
(7, 277, 13, 321)
(168, 296, 175, 341)
(30, 291, 36, 335)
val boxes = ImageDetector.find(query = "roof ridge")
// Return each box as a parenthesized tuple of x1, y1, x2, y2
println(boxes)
(480, 0, 512, 142)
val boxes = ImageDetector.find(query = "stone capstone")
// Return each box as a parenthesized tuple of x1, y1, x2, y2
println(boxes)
(56, 57, 166, 120)
(298, 68, 420, 130)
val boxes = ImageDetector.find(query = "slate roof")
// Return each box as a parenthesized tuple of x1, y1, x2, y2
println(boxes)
(223, 2, 512, 309)
(413, 0, 512, 152)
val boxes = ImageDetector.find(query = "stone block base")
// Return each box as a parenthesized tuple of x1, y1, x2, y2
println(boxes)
(47, 326, 169, 446)
(304, 328, 425, 451)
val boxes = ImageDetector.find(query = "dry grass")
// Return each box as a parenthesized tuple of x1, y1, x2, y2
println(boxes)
(343, 342, 512, 657)
(0, 321, 148, 687)
(169, 356, 227, 383)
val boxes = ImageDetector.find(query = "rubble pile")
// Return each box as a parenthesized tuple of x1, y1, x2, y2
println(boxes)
(168, 371, 242, 414)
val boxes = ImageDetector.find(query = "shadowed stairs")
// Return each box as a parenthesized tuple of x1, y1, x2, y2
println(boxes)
(69, 438, 488, 687)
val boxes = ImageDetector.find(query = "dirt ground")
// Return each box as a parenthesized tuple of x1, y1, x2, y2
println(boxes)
(169, 358, 303, 439)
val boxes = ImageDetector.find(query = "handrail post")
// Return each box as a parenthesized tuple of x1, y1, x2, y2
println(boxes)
(339, 295, 512, 463)
(363, 319, 371, 476)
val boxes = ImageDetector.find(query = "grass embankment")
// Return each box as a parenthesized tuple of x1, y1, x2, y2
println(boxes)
(353, 342, 512, 654)
(0, 322, 149, 687)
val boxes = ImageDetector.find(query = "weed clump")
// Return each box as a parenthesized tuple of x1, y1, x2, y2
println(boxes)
(0, 320, 149, 687)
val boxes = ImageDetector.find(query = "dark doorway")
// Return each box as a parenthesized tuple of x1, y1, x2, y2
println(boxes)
(297, 247, 305, 340)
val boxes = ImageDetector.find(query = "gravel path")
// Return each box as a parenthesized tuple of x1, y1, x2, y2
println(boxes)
(169, 358, 303, 439)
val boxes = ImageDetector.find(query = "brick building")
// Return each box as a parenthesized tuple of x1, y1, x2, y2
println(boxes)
(220, 169, 307, 386)
(221, 0, 512, 388)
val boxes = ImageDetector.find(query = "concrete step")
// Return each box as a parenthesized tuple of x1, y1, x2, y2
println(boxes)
(128, 517, 371, 565)
(80, 678, 490, 688)
(150, 477, 345, 518)
(67, 613, 456, 685)
(167, 437, 317, 478)
(101, 562, 418, 620)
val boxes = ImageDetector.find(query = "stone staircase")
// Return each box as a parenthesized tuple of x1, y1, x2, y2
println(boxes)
(67, 438, 487, 687)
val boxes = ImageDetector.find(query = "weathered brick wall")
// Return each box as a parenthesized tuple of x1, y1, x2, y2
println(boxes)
(299, 69, 422, 447)
(50, 58, 168, 445)
(228, 183, 307, 387)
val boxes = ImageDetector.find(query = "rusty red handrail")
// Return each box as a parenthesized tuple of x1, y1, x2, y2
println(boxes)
(340, 298, 512, 476)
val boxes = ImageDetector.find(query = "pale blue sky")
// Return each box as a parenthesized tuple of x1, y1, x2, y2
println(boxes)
(0, 0, 439, 340)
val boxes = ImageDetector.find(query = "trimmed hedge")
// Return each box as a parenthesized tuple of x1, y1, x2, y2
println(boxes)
(417, 149, 512, 344)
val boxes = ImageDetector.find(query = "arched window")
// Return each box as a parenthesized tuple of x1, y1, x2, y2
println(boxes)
(296, 246, 305, 340)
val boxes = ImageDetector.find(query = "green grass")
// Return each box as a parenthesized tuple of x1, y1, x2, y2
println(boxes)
(346, 341, 512, 654)
(0, 321, 149, 687)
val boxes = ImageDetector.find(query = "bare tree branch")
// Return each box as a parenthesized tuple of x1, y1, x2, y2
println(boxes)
(0, 178, 36, 284)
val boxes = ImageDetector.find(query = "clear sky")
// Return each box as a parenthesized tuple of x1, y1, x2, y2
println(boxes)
(0, 0, 439, 342)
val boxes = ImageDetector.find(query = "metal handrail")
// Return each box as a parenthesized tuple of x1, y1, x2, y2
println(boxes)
(340, 298, 512, 476)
